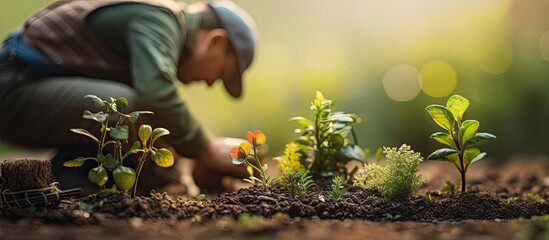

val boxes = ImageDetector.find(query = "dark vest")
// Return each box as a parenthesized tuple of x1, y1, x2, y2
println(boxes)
(21, 0, 185, 83)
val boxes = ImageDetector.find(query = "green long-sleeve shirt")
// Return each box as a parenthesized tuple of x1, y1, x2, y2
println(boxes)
(86, 3, 209, 158)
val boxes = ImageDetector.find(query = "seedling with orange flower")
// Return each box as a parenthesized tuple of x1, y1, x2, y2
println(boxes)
(230, 130, 278, 188)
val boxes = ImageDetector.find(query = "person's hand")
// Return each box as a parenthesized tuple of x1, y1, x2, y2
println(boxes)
(192, 137, 253, 192)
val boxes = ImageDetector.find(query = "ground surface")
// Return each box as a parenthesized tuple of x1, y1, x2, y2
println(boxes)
(1, 157, 548, 240)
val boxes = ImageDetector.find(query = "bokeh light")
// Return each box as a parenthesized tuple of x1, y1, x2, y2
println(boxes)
(477, 39, 513, 75)
(382, 64, 421, 102)
(539, 29, 549, 63)
(419, 60, 457, 98)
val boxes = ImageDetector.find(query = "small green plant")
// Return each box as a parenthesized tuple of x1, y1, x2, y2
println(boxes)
(440, 180, 457, 193)
(282, 171, 315, 197)
(354, 144, 424, 201)
(196, 194, 206, 203)
(230, 130, 278, 188)
(504, 196, 519, 205)
(526, 192, 541, 201)
(425, 95, 496, 192)
(78, 201, 94, 212)
(237, 213, 265, 232)
(385, 213, 401, 221)
(289, 91, 365, 179)
(27, 205, 37, 219)
(63, 95, 174, 197)
(275, 142, 315, 196)
(326, 175, 347, 200)
(425, 192, 435, 201)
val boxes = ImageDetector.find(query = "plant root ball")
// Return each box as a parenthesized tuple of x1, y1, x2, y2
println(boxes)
(0, 159, 54, 191)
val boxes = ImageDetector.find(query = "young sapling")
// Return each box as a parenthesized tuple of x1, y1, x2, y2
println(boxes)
(63, 95, 174, 197)
(425, 95, 496, 192)
(230, 130, 278, 188)
(275, 142, 315, 197)
(289, 91, 366, 179)
(326, 175, 347, 200)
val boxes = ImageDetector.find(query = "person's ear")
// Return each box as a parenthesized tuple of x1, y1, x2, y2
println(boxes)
(205, 29, 229, 50)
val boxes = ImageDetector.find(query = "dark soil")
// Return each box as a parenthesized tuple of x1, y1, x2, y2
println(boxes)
(1, 159, 548, 239)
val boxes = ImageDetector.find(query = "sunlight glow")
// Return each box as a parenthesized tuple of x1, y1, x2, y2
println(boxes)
(477, 39, 513, 75)
(539, 29, 549, 63)
(419, 60, 457, 98)
(383, 64, 421, 102)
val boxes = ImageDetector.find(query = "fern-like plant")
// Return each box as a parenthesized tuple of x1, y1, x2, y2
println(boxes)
(354, 144, 424, 201)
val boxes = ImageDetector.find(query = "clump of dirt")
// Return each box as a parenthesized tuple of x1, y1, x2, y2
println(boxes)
(0, 159, 54, 191)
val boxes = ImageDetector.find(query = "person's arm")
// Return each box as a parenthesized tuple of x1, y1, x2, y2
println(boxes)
(126, 9, 210, 158)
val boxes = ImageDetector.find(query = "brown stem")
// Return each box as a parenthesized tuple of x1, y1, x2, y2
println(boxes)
(460, 169, 466, 192)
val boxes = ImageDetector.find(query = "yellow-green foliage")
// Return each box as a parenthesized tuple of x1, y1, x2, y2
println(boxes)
(275, 142, 304, 176)
(353, 163, 385, 190)
(354, 144, 424, 201)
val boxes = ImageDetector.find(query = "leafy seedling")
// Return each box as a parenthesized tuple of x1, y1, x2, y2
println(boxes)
(196, 194, 206, 203)
(440, 180, 457, 194)
(504, 197, 518, 205)
(289, 91, 365, 179)
(64, 95, 174, 197)
(230, 130, 278, 188)
(275, 142, 315, 196)
(526, 193, 541, 201)
(354, 144, 424, 201)
(326, 175, 347, 200)
(386, 213, 401, 221)
(425, 95, 496, 192)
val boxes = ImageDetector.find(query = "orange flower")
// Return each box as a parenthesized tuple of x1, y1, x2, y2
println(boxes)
(247, 130, 266, 146)
(230, 142, 251, 164)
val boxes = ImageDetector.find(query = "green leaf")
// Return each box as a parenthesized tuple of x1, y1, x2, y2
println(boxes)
(465, 133, 496, 147)
(316, 91, 325, 102)
(84, 95, 105, 108)
(127, 111, 154, 124)
(151, 148, 174, 167)
(430, 132, 456, 148)
(327, 112, 358, 124)
(329, 134, 345, 149)
(114, 97, 128, 112)
(109, 125, 129, 140)
(138, 125, 152, 145)
(458, 120, 479, 146)
(446, 95, 469, 123)
(122, 141, 142, 160)
(82, 110, 108, 123)
(425, 105, 455, 132)
(113, 166, 136, 191)
(70, 128, 99, 143)
(151, 128, 170, 143)
(129, 141, 142, 154)
(463, 148, 485, 170)
(336, 144, 366, 163)
(63, 157, 96, 167)
(102, 153, 118, 171)
(88, 165, 108, 186)
(289, 116, 313, 128)
(427, 148, 460, 161)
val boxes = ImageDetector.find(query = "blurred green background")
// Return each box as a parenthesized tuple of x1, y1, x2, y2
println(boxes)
(1, 0, 548, 159)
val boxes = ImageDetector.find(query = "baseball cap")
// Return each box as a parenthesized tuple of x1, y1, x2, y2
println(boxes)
(207, 1, 257, 98)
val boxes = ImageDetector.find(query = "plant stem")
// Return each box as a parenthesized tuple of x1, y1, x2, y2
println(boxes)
(132, 152, 147, 197)
(98, 109, 112, 155)
(252, 145, 268, 188)
(351, 128, 358, 145)
(460, 169, 466, 192)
